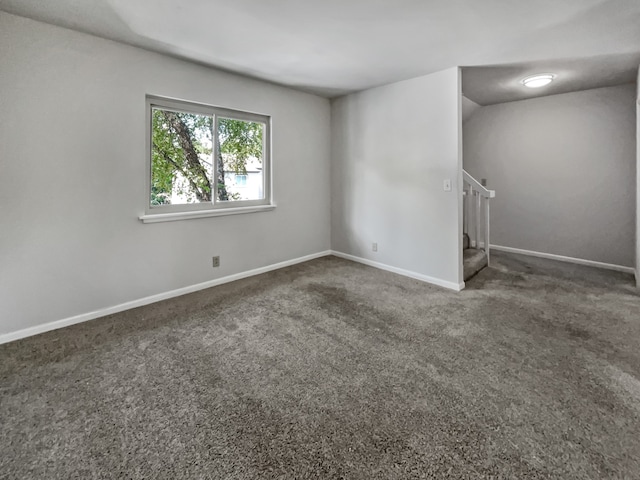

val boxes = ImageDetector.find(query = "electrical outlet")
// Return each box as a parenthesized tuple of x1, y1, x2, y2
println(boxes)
(372, 242, 378, 252)
(212, 256, 220, 267)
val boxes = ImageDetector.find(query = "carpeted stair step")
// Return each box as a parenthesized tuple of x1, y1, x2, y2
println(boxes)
(464, 248, 487, 281)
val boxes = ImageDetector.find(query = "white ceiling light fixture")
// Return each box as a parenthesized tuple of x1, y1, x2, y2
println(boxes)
(521, 73, 556, 88)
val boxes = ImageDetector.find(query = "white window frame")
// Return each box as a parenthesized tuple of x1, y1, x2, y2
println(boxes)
(140, 95, 273, 223)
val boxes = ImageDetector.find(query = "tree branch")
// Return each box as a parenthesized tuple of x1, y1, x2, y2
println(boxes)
(161, 111, 212, 201)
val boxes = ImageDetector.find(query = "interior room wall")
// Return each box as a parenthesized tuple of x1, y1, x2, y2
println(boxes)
(636, 66, 640, 285)
(464, 84, 637, 269)
(331, 68, 463, 289)
(0, 12, 331, 339)
(461, 96, 481, 124)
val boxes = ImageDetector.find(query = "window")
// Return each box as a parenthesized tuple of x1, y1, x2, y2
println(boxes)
(235, 174, 247, 187)
(142, 96, 271, 222)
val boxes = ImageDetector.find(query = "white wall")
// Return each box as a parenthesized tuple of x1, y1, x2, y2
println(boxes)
(461, 96, 481, 124)
(464, 84, 636, 268)
(331, 68, 463, 288)
(636, 67, 640, 285)
(0, 13, 331, 337)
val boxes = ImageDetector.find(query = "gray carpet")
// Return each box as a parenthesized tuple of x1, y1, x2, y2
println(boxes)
(463, 248, 487, 281)
(1, 252, 639, 479)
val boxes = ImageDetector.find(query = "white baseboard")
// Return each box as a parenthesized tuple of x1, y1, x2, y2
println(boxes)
(331, 250, 464, 292)
(490, 245, 636, 275)
(0, 250, 333, 345)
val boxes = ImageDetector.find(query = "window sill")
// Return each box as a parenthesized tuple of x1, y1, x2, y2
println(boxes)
(139, 204, 276, 224)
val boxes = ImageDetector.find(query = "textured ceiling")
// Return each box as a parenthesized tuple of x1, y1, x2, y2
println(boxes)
(0, 0, 639, 101)
(462, 53, 640, 105)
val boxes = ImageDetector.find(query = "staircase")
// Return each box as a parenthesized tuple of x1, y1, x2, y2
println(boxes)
(463, 234, 487, 281)
(463, 171, 495, 281)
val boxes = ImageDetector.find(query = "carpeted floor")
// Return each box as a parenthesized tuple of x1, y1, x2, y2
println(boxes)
(1, 252, 639, 479)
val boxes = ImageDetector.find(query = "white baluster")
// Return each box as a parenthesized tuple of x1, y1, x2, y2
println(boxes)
(484, 198, 490, 264)
(475, 190, 481, 249)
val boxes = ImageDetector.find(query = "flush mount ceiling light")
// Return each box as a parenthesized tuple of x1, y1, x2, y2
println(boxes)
(521, 73, 555, 88)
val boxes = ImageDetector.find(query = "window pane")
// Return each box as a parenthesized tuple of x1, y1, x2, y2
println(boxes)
(217, 118, 264, 202)
(151, 108, 213, 205)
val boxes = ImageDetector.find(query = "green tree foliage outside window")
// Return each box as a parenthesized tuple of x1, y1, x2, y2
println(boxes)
(151, 108, 264, 205)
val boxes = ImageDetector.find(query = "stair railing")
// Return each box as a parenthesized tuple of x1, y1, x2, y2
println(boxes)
(463, 170, 495, 263)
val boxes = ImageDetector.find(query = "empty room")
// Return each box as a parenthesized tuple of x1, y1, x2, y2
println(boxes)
(1, 1, 640, 478)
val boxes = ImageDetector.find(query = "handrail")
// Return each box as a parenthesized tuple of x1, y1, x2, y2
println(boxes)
(463, 170, 495, 198)
(462, 170, 495, 265)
